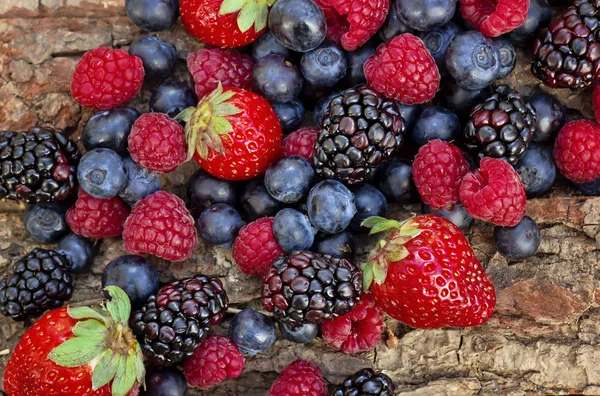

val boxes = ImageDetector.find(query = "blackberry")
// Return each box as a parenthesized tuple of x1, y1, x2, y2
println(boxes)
(333, 368, 396, 396)
(0, 127, 80, 203)
(261, 250, 362, 329)
(0, 248, 74, 321)
(313, 86, 406, 185)
(531, 0, 600, 90)
(130, 274, 229, 366)
(463, 85, 536, 166)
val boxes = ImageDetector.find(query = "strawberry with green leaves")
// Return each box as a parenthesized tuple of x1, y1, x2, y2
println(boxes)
(4, 287, 143, 396)
(361, 214, 496, 329)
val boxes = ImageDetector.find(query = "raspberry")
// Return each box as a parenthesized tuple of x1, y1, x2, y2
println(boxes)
(232, 217, 285, 276)
(412, 140, 470, 210)
(460, 0, 529, 37)
(364, 34, 440, 105)
(459, 157, 526, 227)
(70, 47, 144, 110)
(66, 189, 130, 239)
(128, 113, 187, 173)
(553, 120, 600, 183)
(321, 293, 384, 354)
(593, 85, 600, 123)
(123, 191, 197, 262)
(187, 48, 254, 100)
(282, 128, 320, 161)
(183, 336, 244, 390)
(314, 0, 389, 51)
(267, 359, 328, 396)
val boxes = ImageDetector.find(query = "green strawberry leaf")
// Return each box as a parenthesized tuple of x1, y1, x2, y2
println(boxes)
(360, 216, 388, 229)
(105, 286, 131, 324)
(385, 246, 409, 263)
(219, 0, 246, 14)
(399, 225, 421, 238)
(92, 350, 120, 390)
(370, 219, 402, 235)
(48, 335, 105, 367)
(112, 354, 138, 396)
(134, 347, 146, 386)
(372, 258, 388, 285)
(255, 3, 269, 31)
(238, 1, 259, 32)
(361, 262, 374, 291)
(68, 306, 109, 325)
(73, 319, 108, 338)
(212, 102, 242, 118)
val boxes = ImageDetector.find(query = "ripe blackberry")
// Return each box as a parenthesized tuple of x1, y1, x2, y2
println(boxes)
(130, 274, 229, 366)
(261, 250, 362, 329)
(332, 368, 395, 396)
(463, 85, 536, 165)
(0, 128, 80, 203)
(313, 86, 406, 185)
(531, 0, 600, 90)
(0, 248, 74, 321)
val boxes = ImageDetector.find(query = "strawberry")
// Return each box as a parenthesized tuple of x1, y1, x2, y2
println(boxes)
(4, 287, 144, 396)
(361, 215, 496, 328)
(177, 82, 283, 181)
(180, 0, 275, 48)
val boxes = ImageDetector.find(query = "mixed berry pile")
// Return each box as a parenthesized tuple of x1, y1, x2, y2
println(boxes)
(1, 0, 599, 394)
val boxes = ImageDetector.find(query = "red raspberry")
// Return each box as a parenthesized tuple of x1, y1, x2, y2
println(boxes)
(187, 48, 254, 100)
(282, 128, 320, 161)
(128, 113, 187, 173)
(460, 0, 528, 37)
(232, 217, 285, 277)
(553, 120, 600, 183)
(183, 336, 244, 390)
(66, 189, 130, 239)
(412, 140, 470, 210)
(268, 359, 328, 396)
(321, 293, 384, 354)
(364, 34, 440, 105)
(123, 191, 197, 262)
(459, 158, 526, 227)
(594, 85, 600, 123)
(314, 0, 389, 51)
(70, 47, 144, 110)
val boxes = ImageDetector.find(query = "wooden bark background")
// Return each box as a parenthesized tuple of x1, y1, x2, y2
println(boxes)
(2, 1, 600, 395)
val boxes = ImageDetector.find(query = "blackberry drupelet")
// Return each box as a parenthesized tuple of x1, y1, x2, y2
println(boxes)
(463, 85, 536, 165)
(0, 248, 74, 321)
(261, 250, 362, 329)
(313, 86, 406, 185)
(0, 127, 80, 203)
(130, 274, 229, 366)
(531, 0, 600, 90)
(333, 368, 396, 396)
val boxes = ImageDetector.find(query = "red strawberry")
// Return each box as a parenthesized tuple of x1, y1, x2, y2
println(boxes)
(361, 214, 496, 328)
(4, 287, 143, 396)
(177, 83, 283, 181)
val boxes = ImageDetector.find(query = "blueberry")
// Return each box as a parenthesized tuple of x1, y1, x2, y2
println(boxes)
(395, 0, 457, 31)
(83, 107, 140, 156)
(418, 22, 462, 74)
(445, 31, 501, 90)
(23, 203, 68, 243)
(378, 1, 413, 41)
(515, 143, 556, 197)
(314, 231, 357, 260)
(77, 149, 128, 199)
(125, 0, 179, 32)
(119, 158, 160, 207)
(314, 90, 344, 126)
(494, 38, 516, 79)
(350, 184, 387, 232)
(411, 106, 460, 146)
(307, 180, 357, 234)
(142, 366, 187, 396)
(273, 100, 305, 133)
(150, 82, 197, 118)
(278, 321, 318, 344)
(129, 36, 177, 80)
(528, 93, 566, 143)
(251, 30, 292, 61)
(102, 255, 160, 309)
(57, 233, 94, 273)
(187, 169, 239, 218)
(398, 103, 422, 131)
(422, 203, 473, 232)
(343, 40, 377, 87)
(268, 0, 327, 52)
(494, 216, 541, 261)
(239, 179, 284, 221)
(253, 55, 303, 104)
(440, 79, 492, 120)
(376, 159, 418, 203)
(265, 156, 315, 203)
(505, 0, 552, 47)
(301, 43, 347, 87)
(196, 204, 243, 248)
(273, 208, 315, 252)
(575, 178, 600, 196)
(229, 309, 276, 356)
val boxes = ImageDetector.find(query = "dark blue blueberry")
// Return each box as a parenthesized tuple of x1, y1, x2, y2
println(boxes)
(376, 159, 418, 203)
(494, 216, 541, 261)
(378, 1, 413, 41)
(187, 169, 239, 218)
(83, 107, 140, 156)
(129, 36, 177, 80)
(505, 0, 552, 47)
(278, 321, 319, 344)
(125, 0, 179, 32)
(252, 55, 303, 104)
(239, 179, 284, 221)
(343, 40, 377, 87)
(575, 178, 600, 196)
(101, 255, 160, 309)
(411, 106, 460, 146)
(515, 143, 556, 197)
(142, 366, 187, 396)
(307, 180, 357, 234)
(418, 22, 462, 74)
(314, 90, 343, 126)
(229, 309, 276, 356)
(314, 231, 357, 260)
(150, 82, 197, 118)
(57, 233, 94, 274)
(528, 93, 566, 143)
(23, 203, 68, 243)
(301, 43, 347, 87)
(196, 204, 243, 248)
(273, 208, 315, 252)
(422, 203, 473, 232)
(119, 157, 160, 207)
(265, 156, 315, 203)
(440, 79, 492, 121)
(445, 31, 501, 90)
(251, 30, 292, 61)
(77, 148, 128, 199)
(395, 0, 457, 31)
(494, 38, 516, 79)
(268, 0, 327, 53)
(398, 103, 422, 131)
(350, 184, 387, 232)
(273, 100, 305, 133)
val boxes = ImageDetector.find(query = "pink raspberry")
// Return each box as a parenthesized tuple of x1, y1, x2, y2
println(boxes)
(268, 360, 328, 396)
(554, 120, 600, 183)
(232, 217, 285, 277)
(66, 189, 130, 239)
(460, 0, 529, 37)
(184, 336, 244, 390)
(282, 128, 320, 161)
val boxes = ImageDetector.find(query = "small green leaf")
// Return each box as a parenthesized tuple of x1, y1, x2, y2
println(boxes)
(255, 3, 269, 32)
(204, 129, 225, 154)
(92, 350, 120, 390)
(105, 286, 131, 324)
(237, 1, 259, 32)
(68, 307, 108, 325)
(213, 102, 242, 117)
(399, 226, 421, 238)
(73, 319, 107, 338)
(210, 116, 234, 136)
(112, 354, 138, 396)
(385, 246, 409, 262)
(175, 107, 196, 123)
(361, 262, 374, 291)
(370, 220, 402, 235)
(186, 125, 199, 160)
(372, 259, 388, 285)
(361, 216, 388, 229)
(48, 335, 105, 367)
(133, 347, 146, 386)
(196, 139, 209, 159)
(219, 0, 246, 15)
